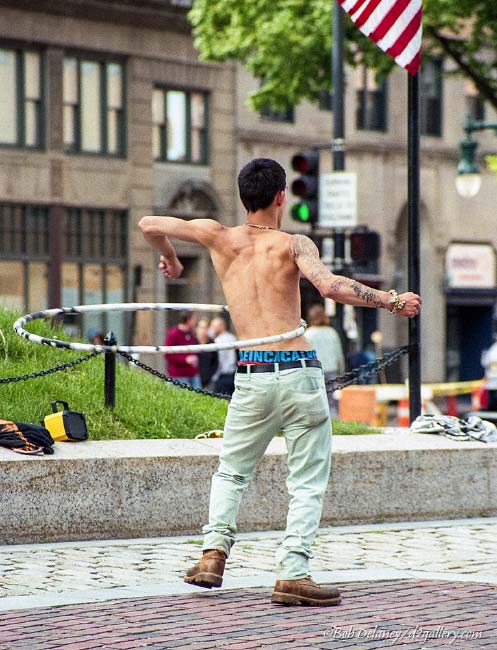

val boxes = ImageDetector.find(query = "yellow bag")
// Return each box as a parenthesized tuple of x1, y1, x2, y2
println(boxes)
(42, 401, 88, 442)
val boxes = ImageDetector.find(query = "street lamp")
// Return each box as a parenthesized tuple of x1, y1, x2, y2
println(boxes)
(456, 113, 497, 198)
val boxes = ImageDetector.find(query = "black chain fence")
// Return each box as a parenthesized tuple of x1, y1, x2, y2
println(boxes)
(0, 352, 100, 385)
(117, 346, 410, 400)
(1, 344, 410, 400)
(118, 351, 233, 400)
(327, 345, 410, 392)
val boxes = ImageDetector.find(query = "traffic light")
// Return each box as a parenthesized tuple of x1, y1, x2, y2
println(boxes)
(350, 229, 381, 267)
(291, 150, 319, 224)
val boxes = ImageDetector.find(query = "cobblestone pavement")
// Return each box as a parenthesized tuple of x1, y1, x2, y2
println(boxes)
(1, 518, 496, 606)
(0, 579, 495, 649)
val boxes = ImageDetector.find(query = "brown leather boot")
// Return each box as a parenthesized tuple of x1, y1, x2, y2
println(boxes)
(183, 549, 227, 589)
(271, 576, 342, 606)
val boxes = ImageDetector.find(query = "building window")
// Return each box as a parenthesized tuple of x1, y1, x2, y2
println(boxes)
(63, 57, 125, 156)
(0, 203, 128, 339)
(260, 105, 294, 123)
(420, 58, 443, 137)
(152, 88, 208, 164)
(0, 203, 49, 260)
(62, 208, 128, 341)
(0, 203, 49, 312)
(257, 77, 294, 123)
(0, 48, 43, 148)
(318, 90, 333, 112)
(464, 79, 485, 122)
(63, 207, 127, 262)
(356, 67, 387, 132)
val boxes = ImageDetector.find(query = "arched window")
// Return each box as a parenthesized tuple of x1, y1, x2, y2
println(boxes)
(166, 180, 222, 219)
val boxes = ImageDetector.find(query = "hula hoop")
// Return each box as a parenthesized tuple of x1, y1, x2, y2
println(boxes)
(13, 303, 307, 354)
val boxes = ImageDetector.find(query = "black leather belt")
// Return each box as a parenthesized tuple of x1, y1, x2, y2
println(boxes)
(237, 359, 322, 373)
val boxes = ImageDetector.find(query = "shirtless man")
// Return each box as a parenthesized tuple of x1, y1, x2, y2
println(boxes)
(139, 158, 421, 606)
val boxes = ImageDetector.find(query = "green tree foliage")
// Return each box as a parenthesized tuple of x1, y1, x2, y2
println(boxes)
(189, 0, 497, 112)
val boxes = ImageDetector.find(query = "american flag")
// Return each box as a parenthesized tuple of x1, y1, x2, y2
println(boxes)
(338, 0, 422, 75)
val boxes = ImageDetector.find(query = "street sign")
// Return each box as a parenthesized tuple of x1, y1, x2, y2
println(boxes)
(446, 243, 496, 289)
(319, 172, 357, 227)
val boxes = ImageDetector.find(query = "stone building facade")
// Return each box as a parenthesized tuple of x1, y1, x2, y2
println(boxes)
(0, 0, 237, 352)
(1, 1, 496, 381)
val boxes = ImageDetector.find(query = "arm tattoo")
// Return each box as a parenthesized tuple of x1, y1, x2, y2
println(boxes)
(348, 280, 384, 308)
(291, 234, 319, 262)
(292, 235, 385, 308)
(306, 264, 330, 288)
(291, 235, 331, 287)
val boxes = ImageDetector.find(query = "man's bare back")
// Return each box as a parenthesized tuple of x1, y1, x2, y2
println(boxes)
(138, 217, 308, 349)
(207, 225, 308, 350)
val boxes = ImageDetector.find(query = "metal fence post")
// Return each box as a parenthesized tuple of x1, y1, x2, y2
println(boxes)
(104, 331, 116, 408)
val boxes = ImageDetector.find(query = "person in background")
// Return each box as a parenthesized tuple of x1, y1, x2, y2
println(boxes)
(210, 316, 237, 396)
(196, 317, 219, 390)
(347, 340, 376, 384)
(164, 311, 200, 388)
(304, 304, 345, 416)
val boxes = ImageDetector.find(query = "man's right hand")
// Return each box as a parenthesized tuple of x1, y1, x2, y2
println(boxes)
(395, 292, 422, 318)
(159, 255, 183, 280)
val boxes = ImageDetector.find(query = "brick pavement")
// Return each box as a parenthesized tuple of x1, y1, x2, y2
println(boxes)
(0, 579, 496, 650)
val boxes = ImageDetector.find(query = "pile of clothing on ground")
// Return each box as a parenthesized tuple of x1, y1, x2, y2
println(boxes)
(0, 420, 54, 455)
(410, 414, 497, 443)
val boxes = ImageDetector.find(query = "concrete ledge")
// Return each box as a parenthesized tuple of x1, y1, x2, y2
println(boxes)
(1, 430, 496, 544)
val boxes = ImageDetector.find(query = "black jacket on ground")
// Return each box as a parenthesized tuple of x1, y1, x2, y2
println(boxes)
(0, 420, 54, 454)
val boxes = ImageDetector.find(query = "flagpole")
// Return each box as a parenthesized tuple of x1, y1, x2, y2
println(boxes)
(332, 0, 346, 346)
(335, 0, 423, 420)
(407, 72, 422, 421)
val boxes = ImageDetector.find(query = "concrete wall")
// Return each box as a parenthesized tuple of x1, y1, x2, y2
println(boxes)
(1, 433, 495, 544)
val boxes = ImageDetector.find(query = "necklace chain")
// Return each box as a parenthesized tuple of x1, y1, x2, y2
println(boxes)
(245, 222, 278, 231)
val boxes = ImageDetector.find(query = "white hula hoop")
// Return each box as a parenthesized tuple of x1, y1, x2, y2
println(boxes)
(13, 303, 307, 354)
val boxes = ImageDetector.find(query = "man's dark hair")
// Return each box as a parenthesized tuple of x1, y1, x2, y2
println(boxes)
(238, 158, 286, 212)
(178, 310, 194, 325)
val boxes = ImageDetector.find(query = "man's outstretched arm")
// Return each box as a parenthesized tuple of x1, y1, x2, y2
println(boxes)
(139, 216, 222, 279)
(291, 234, 422, 318)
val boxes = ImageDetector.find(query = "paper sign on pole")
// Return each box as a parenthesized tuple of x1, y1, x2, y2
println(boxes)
(319, 172, 357, 228)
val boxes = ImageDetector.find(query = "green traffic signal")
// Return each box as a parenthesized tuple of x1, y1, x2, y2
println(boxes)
(291, 203, 310, 222)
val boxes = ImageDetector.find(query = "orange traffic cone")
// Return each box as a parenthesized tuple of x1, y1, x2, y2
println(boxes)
(446, 395, 458, 416)
(397, 398, 410, 427)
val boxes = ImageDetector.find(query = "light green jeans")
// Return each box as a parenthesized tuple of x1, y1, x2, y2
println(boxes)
(202, 362, 332, 579)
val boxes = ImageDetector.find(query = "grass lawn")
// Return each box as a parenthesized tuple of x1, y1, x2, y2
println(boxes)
(0, 308, 380, 439)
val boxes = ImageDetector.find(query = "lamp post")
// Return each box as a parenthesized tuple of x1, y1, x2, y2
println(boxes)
(456, 113, 497, 198)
